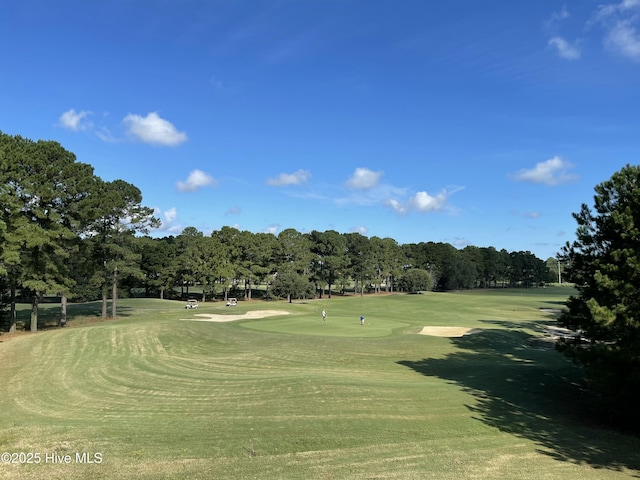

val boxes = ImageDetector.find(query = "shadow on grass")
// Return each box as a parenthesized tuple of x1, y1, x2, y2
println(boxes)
(398, 322, 640, 475)
(12, 301, 136, 330)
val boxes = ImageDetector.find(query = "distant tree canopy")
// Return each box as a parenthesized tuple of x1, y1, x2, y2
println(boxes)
(1, 130, 554, 330)
(558, 164, 640, 431)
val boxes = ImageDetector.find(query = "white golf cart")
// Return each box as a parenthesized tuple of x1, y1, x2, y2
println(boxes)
(185, 299, 199, 309)
(226, 298, 238, 307)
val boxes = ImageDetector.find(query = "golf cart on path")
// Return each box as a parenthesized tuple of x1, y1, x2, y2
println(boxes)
(226, 298, 238, 306)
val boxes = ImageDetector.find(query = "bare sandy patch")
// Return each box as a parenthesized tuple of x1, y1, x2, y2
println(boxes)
(181, 310, 290, 323)
(418, 326, 482, 337)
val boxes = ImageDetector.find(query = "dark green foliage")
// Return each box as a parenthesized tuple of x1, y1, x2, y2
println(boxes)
(83, 179, 160, 318)
(558, 164, 640, 430)
(0, 132, 97, 331)
(309, 230, 347, 298)
(276, 228, 313, 275)
(0, 131, 159, 327)
(270, 271, 315, 302)
(344, 232, 375, 295)
(136, 235, 179, 299)
(398, 268, 433, 292)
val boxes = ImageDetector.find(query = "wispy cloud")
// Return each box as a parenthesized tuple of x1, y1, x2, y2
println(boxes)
(350, 226, 369, 235)
(164, 207, 178, 223)
(58, 109, 92, 131)
(548, 36, 581, 59)
(124, 112, 187, 146)
(592, 0, 640, 61)
(593, 0, 640, 23)
(94, 126, 119, 143)
(152, 207, 182, 234)
(545, 0, 640, 62)
(605, 20, 640, 60)
(545, 5, 571, 28)
(510, 156, 579, 186)
(263, 224, 280, 234)
(345, 167, 383, 190)
(336, 183, 408, 208)
(544, 6, 582, 60)
(267, 169, 311, 186)
(385, 199, 408, 215)
(452, 237, 471, 248)
(177, 169, 218, 192)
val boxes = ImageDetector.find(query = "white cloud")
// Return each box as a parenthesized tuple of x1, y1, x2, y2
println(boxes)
(511, 156, 579, 186)
(350, 226, 369, 235)
(123, 112, 187, 146)
(225, 207, 241, 215)
(58, 109, 92, 131)
(177, 169, 218, 192)
(151, 207, 182, 234)
(263, 224, 280, 234)
(605, 20, 640, 60)
(267, 169, 311, 186)
(346, 167, 383, 189)
(548, 36, 581, 59)
(409, 190, 449, 212)
(385, 189, 451, 215)
(164, 207, 178, 223)
(592, 0, 640, 61)
(385, 198, 407, 215)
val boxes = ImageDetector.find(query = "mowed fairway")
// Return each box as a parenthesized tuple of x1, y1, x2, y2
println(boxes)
(1, 288, 640, 479)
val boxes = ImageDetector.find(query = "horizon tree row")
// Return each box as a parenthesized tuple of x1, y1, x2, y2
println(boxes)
(1, 130, 554, 331)
(131, 227, 554, 304)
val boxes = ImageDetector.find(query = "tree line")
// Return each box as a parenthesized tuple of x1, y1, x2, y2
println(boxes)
(135, 227, 553, 304)
(0, 131, 554, 332)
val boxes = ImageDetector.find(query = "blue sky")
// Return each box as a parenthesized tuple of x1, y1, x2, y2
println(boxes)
(2, 1, 640, 261)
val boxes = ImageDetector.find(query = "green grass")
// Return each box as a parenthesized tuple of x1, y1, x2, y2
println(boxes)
(1, 287, 640, 479)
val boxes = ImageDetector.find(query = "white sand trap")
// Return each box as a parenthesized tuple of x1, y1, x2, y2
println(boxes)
(419, 326, 482, 337)
(181, 310, 290, 322)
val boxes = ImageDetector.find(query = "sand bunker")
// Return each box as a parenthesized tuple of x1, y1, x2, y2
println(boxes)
(418, 326, 482, 337)
(181, 310, 290, 322)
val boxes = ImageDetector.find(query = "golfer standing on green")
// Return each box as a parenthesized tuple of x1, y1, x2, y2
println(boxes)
(360, 315, 365, 326)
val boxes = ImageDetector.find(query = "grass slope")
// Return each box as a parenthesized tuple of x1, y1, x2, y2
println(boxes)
(1, 287, 639, 479)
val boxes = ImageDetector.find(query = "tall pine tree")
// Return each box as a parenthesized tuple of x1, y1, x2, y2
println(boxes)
(559, 164, 640, 430)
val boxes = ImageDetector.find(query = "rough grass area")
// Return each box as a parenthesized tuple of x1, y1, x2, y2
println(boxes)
(1, 287, 640, 479)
